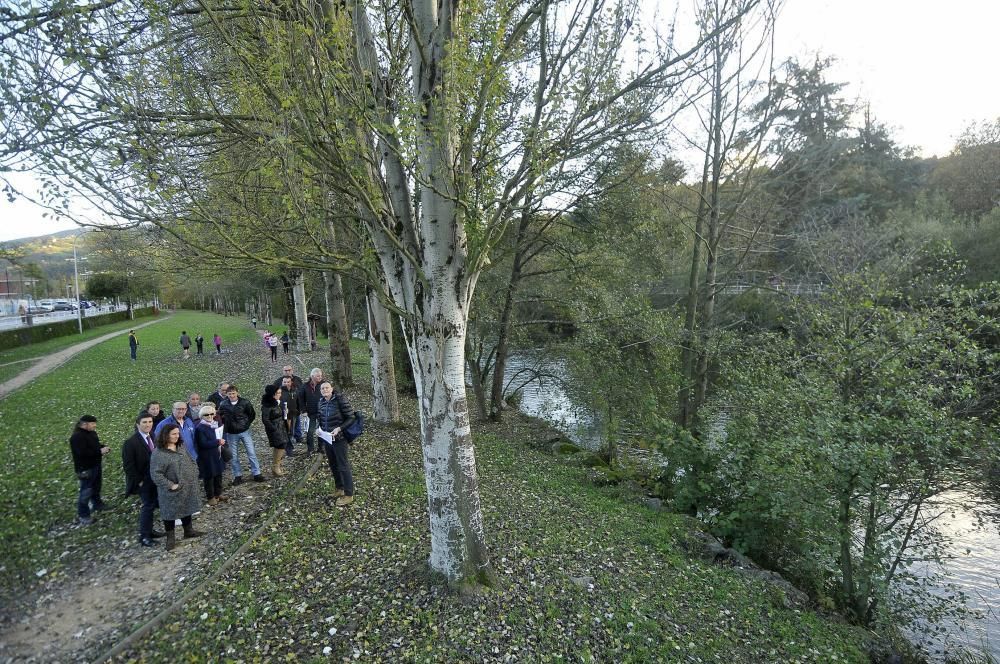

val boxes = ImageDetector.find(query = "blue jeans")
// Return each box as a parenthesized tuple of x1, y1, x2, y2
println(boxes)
(226, 430, 261, 477)
(130, 346, 137, 360)
(137, 478, 159, 538)
(77, 464, 104, 519)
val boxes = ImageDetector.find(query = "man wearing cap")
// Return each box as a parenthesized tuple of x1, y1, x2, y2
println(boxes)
(69, 415, 110, 525)
(122, 411, 165, 546)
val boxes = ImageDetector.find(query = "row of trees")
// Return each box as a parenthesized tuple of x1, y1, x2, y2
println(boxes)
(4, 0, 999, 643)
(2, 0, 777, 585)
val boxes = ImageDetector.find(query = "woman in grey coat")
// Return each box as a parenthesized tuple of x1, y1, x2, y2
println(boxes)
(150, 423, 204, 551)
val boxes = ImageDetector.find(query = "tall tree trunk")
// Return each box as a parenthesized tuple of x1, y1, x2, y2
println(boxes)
(291, 271, 310, 352)
(466, 333, 489, 421)
(324, 270, 353, 387)
(404, 311, 493, 585)
(366, 284, 400, 423)
(677, 140, 713, 429)
(488, 207, 532, 421)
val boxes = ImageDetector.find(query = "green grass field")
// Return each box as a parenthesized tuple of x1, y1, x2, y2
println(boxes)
(0, 312, 155, 365)
(0, 312, 260, 594)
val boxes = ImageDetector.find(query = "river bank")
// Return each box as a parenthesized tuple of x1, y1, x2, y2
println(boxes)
(505, 350, 1000, 662)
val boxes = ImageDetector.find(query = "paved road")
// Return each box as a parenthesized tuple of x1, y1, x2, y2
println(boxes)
(0, 315, 171, 401)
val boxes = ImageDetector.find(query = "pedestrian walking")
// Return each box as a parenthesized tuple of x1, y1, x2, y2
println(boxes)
(128, 330, 139, 361)
(195, 333, 205, 355)
(213, 333, 222, 354)
(268, 333, 279, 362)
(70, 415, 111, 525)
(280, 331, 290, 354)
(179, 330, 192, 359)
(252, 316, 258, 329)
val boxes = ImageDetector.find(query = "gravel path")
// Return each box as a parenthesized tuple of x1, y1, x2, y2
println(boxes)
(0, 316, 172, 401)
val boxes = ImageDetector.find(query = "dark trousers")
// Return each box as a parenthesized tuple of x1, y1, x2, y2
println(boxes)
(130, 346, 137, 360)
(270, 346, 277, 361)
(306, 415, 318, 453)
(76, 464, 104, 519)
(196, 342, 204, 354)
(203, 474, 223, 500)
(215, 344, 221, 354)
(163, 515, 192, 531)
(282, 342, 289, 353)
(137, 479, 159, 538)
(324, 438, 354, 496)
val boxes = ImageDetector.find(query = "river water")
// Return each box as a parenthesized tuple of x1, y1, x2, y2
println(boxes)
(501, 353, 1000, 661)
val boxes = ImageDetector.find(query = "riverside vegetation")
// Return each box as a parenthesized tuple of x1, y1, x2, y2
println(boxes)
(0, 312, 876, 662)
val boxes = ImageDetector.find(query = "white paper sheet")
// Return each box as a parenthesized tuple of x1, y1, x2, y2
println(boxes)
(317, 429, 333, 443)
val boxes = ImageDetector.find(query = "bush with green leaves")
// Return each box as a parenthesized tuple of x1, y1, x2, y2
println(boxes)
(669, 265, 999, 629)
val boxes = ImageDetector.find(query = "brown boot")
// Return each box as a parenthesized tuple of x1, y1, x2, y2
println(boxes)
(165, 531, 176, 552)
(334, 488, 345, 498)
(335, 495, 354, 507)
(272, 448, 285, 477)
(183, 523, 204, 539)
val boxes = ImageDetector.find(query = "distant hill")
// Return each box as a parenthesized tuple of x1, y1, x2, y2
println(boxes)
(1, 227, 85, 249)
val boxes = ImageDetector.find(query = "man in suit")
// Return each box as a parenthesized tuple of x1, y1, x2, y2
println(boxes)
(122, 411, 165, 547)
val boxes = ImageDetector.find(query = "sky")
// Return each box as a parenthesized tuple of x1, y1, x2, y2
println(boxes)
(2, 0, 998, 243)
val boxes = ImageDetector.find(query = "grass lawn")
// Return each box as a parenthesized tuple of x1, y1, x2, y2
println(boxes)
(0, 312, 260, 596)
(0, 311, 157, 366)
(123, 390, 872, 662)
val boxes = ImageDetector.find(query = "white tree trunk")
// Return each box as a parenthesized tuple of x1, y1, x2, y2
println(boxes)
(405, 312, 491, 584)
(292, 271, 310, 352)
(366, 285, 400, 423)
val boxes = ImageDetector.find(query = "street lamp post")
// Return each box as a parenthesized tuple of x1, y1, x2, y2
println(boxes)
(72, 235, 83, 334)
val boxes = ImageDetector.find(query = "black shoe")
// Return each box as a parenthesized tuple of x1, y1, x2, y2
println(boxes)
(252, 474, 266, 483)
(150, 530, 166, 538)
(92, 502, 111, 512)
(140, 537, 157, 547)
(232, 476, 244, 486)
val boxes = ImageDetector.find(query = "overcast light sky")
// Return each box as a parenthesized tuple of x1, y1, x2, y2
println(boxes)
(2, 0, 997, 243)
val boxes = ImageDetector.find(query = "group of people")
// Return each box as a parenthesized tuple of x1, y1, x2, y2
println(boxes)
(69, 365, 359, 550)
(128, 330, 223, 361)
(262, 330, 290, 361)
(179, 330, 224, 359)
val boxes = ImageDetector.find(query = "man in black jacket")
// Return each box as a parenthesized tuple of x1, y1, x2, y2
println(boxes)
(121, 412, 165, 546)
(279, 375, 301, 456)
(207, 381, 230, 409)
(271, 365, 303, 391)
(69, 415, 109, 525)
(297, 368, 324, 455)
(218, 384, 265, 484)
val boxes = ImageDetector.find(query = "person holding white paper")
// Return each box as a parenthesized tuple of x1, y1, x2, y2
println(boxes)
(194, 405, 227, 505)
(315, 381, 358, 507)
